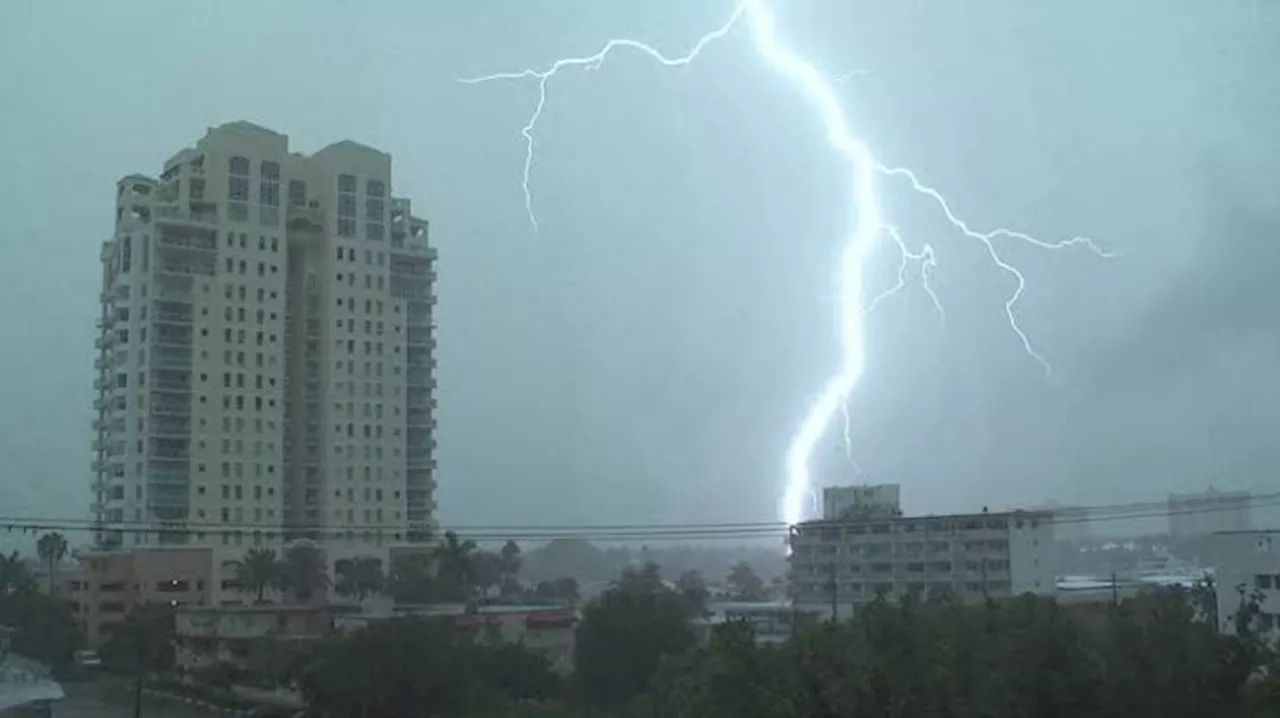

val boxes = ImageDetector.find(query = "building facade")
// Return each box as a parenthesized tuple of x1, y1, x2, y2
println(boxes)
(1167, 488, 1253, 540)
(90, 122, 438, 580)
(1207, 530, 1280, 640)
(61, 548, 216, 647)
(821, 484, 902, 521)
(789, 506, 1056, 608)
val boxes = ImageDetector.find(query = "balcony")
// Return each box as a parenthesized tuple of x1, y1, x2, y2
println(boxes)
(153, 308, 193, 325)
(153, 327, 193, 346)
(91, 459, 104, 473)
(92, 397, 106, 411)
(147, 471, 189, 487)
(406, 395, 436, 412)
(405, 369, 433, 387)
(150, 416, 191, 437)
(152, 348, 192, 370)
(151, 399, 190, 416)
(154, 202, 218, 227)
(405, 327, 433, 346)
(157, 229, 217, 253)
(148, 446, 190, 461)
(405, 409, 433, 427)
(91, 416, 105, 431)
(151, 376, 192, 393)
(156, 260, 215, 278)
(91, 437, 106, 452)
(286, 203, 325, 232)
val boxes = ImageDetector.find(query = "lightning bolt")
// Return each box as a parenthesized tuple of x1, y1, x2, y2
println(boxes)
(462, 0, 1111, 528)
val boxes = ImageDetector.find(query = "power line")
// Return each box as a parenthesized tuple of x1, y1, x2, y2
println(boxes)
(0, 491, 1273, 543)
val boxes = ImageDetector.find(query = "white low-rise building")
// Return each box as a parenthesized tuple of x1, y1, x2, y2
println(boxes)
(1208, 529, 1280, 639)
(790, 491, 1056, 608)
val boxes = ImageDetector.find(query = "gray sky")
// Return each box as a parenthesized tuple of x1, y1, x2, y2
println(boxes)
(1, 0, 1276, 536)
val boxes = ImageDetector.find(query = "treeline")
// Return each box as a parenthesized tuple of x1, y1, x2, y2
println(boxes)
(299, 561, 1280, 718)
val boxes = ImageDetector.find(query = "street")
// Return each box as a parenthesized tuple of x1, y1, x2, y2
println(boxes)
(24, 681, 235, 718)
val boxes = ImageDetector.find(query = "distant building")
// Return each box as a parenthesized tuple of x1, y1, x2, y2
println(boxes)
(173, 603, 354, 675)
(339, 605, 578, 674)
(62, 547, 215, 647)
(1207, 530, 1280, 641)
(789, 502, 1056, 609)
(1167, 488, 1253, 540)
(821, 484, 902, 521)
(1034, 501, 1092, 542)
(690, 601, 823, 645)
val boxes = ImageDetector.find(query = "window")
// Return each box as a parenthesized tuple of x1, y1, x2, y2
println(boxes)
(337, 174, 357, 237)
(289, 180, 307, 207)
(229, 156, 250, 176)
(229, 176, 249, 201)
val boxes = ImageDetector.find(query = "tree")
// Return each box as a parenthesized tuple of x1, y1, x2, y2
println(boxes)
(432, 531, 478, 600)
(500, 540, 523, 581)
(389, 551, 437, 604)
(335, 556, 385, 602)
(277, 543, 329, 604)
(0, 583, 81, 672)
(726, 561, 766, 601)
(231, 547, 281, 603)
(532, 577, 580, 606)
(0, 551, 37, 597)
(99, 603, 175, 675)
(35, 532, 68, 596)
(574, 563, 698, 710)
(472, 551, 505, 600)
(675, 570, 710, 616)
(300, 617, 561, 717)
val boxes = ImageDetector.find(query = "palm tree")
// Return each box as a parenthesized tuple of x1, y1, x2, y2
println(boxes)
(0, 551, 37, 597)
(278, 543, 330, 604)
(431, 531, 477, 600)
(35, 532, 69, 596)
(232, 548, 281, 603)
(334, 556, 385, 602)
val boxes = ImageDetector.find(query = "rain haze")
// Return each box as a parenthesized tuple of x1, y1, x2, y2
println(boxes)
(1, 0, 1277, 539)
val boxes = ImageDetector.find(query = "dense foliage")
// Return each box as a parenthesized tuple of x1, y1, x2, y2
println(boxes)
(0, 549, 81, 671)
(299, 617, 561, 717)
(643, 587, 1280, 718)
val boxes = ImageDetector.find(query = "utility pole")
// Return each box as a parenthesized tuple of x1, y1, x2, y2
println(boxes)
(827, 562, 838, 622)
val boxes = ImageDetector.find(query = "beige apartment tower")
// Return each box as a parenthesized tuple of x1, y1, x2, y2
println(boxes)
(90, 121, 438, 574)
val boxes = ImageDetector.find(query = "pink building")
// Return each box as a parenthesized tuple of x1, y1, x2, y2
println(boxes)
(62, 547, 214, 647)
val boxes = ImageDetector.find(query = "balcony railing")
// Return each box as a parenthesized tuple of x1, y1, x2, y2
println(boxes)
(153, 309, 193, 325)
(154, 202, 218, 226)
(151, 378, 192, 392)
(151, 417, 191, 437)
(151, 400, 190, 416)
(147, 471, 189, 486)
(157, 261, 215, 277)
(153, 329, 192, 347)
(405, 410, 433, 427)
(157, 232, 217, 252)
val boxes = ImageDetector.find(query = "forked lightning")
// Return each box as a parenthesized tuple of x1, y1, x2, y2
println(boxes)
(462, 0, 1110, 526)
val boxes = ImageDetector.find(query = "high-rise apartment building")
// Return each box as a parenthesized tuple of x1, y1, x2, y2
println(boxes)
(90, 121, 437, 574)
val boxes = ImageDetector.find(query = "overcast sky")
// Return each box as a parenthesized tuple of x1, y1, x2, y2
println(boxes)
(1, 0, 1276, 537)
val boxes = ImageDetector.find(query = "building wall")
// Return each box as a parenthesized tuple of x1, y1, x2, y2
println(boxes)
(789, 510, 1056, 607)
(1168, 489, 1253, 540)
(1209, 530, 1280, 640)
(91, 121, 438, 591)
(63, 548, 215, 647)
(822, 484, 901, 521)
